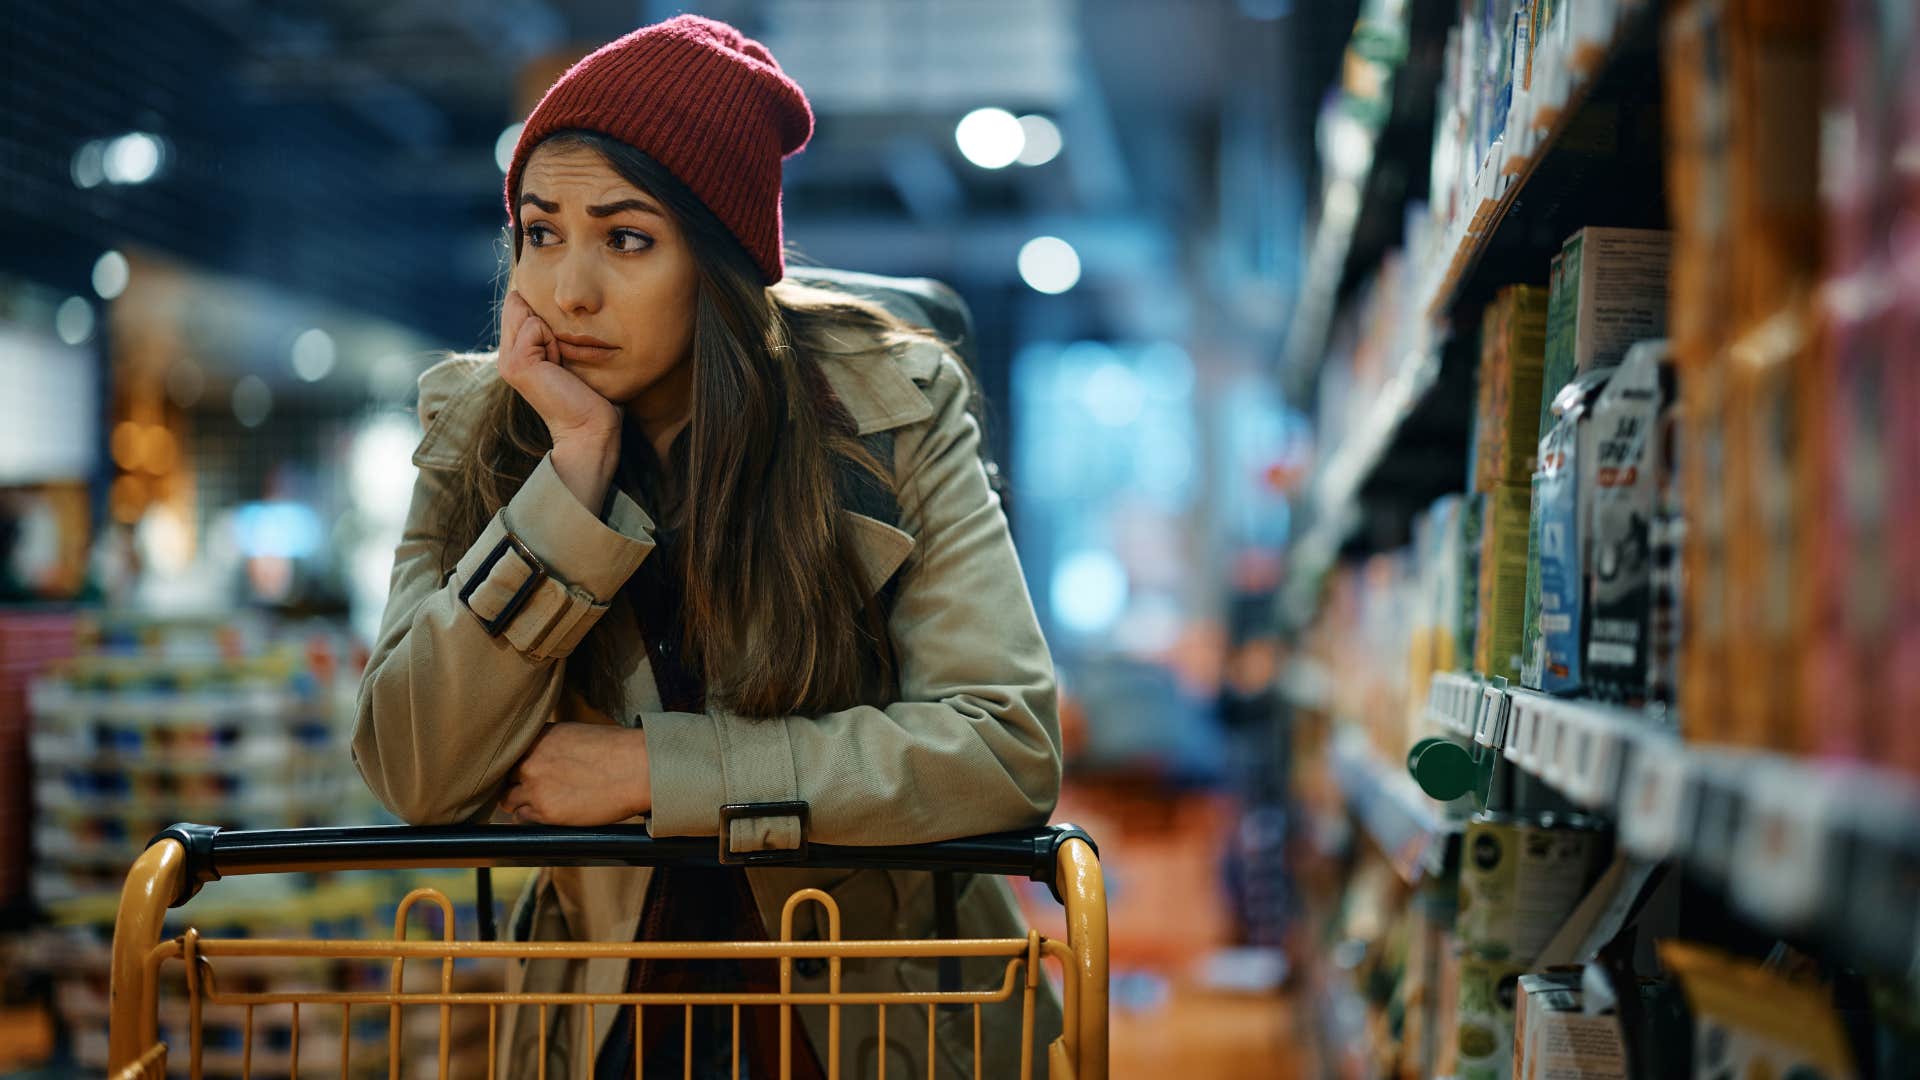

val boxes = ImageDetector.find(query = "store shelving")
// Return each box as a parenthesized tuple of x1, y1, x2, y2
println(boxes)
(1422, 672, 1920, 983)
(1284, 0, 1666, 617)
(1330, 727, 1461, 887)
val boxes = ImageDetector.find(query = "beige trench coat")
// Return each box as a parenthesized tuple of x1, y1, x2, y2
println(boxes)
(352, 333, 1064, 1077)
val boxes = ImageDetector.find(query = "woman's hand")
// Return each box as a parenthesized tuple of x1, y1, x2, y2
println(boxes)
(498, 290, 621, 512)
(499, 722, 652, 826)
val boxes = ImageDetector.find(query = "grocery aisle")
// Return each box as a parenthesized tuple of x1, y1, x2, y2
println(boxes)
(1279, 0, 1920, 1077)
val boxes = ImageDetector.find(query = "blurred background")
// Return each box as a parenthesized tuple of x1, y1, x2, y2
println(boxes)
(7, 1, 1920, 1078)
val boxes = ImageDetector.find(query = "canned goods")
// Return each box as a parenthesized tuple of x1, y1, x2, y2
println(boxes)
(1457, 811, 1609, 965)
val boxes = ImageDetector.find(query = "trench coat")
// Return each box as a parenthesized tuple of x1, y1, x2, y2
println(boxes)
(352, 332, 1065, 1077)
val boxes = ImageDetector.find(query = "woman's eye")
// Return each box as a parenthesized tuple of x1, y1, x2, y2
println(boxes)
(609, 228, 654, 253)
(525, 223, 557, 247)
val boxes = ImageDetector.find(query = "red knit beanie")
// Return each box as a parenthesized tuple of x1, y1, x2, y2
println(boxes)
(503, 15, 814, 285)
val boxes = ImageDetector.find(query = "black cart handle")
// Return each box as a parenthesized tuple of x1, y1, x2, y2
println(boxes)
(147, 822, 1098, 909)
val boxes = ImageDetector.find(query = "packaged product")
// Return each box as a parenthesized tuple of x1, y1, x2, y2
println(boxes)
(1513, 972, 1627, 1080)
(1474, 485, 1533, 681)
(1585, 341, 1673, 705)
(1473, 284, 1550, 492)
(1456, 813, 1608, 967)
(1521, 369, 1612, 693)
(1645, 379, 1684, 716)
(1538, 227, 1672, 440)
(1658, 942, 1858, 1080)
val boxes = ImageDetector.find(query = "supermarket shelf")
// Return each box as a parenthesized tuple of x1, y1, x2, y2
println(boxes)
(1329, 728, 1460, 886)
(1424, 672, 1920, 980)
(1283, 1, 1664, 598)
(1279, 0, 1450, 396)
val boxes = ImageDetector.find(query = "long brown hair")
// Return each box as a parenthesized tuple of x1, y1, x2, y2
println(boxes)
(435, 129, 945, 720)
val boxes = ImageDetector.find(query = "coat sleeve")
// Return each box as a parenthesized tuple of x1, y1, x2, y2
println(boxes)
(351, 358, 658, 825)
(642, 350, 1062, 852)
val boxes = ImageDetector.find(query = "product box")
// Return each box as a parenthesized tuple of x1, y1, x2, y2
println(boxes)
(1586, 341, 1673, 705)
(1724, 307, 1814, 752)
(1538, 227, 1672, 441)
(1513, 972, 1628, 1080)
(1459, 491, 1487, 673)
(1522, 369, 1613, 693)
(1659, 942, 1859, 1080)
(1646, 376, 1684, 717)
(1474, 484, 1534, 682)
(1474, 285, 1551, 492)
(1661, 0, 1734, 746)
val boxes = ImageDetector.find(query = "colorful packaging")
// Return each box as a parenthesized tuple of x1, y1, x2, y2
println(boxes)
(1456, 813, 1608, 967)
(1646, 379, 1684, 718)
(1474, 485, 1533, 681)
(1538, 227, 1673, 443)
(1514, 972, 1628, 1080)
(1585, 341, 1673, 705)
(1522, 369, 1613, 693)
(1474, 285, 1551, 492)
(1658, 942, 1859, 1080)
(1456, 958, 1529, 1080)
(1459, 490, 1487, 673)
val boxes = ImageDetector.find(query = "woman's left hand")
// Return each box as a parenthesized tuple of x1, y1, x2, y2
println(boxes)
(499, 722, 652, 825)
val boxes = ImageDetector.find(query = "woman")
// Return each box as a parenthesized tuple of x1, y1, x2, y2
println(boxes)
(350, 14, 1062, 1078)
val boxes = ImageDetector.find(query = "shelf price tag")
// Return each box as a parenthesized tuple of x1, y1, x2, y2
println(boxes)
(1619, 744, 1690, 860)
(1732, 762, 1839, 929)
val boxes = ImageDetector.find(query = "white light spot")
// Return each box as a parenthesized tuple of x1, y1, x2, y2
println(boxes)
(70, 140, 106, 189)
(55, 297, 95, 345)
(232, 375, 273, 428)
(955, 108, 1025, 170)
(370, 353, 416, 401)
(495, 122, 526, 174)
(92, 250, 130, 300)
(1016, 114, 1062, 166)
(1018, 236, 1081, 294)
(103, 133, 164, 184)
(291, 328, 336, 382)
(1083, 363, 1144, 427)
(1052, 550, 1129, 635)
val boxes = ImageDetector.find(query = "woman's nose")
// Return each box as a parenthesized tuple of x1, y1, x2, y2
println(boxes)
(552, 251, 601, 315)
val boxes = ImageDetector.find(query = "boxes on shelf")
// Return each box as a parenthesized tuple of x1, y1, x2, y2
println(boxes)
(1520, 367, 1612, 694)
(1538, 227, 1672, 442)
(1473, 484, 1533, 682)
(1473, 284, 1550, 492)
(1585, 341, 1675, 705)
(1659, 941, 1859, 1080)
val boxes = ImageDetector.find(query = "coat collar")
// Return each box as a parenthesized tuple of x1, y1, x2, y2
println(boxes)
(815, 337, 941, 435)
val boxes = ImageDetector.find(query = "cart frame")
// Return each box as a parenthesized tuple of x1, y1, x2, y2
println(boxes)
(107, 822, 1106, 1079)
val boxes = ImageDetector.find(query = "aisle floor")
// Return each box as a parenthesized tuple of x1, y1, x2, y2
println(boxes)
(1111, 983, 1304, 1079)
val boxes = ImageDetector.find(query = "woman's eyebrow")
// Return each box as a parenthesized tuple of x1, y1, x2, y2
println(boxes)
(518, 191, 664, 219)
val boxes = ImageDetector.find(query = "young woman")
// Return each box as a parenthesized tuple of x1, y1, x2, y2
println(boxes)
(350, 14, 1062, 1078)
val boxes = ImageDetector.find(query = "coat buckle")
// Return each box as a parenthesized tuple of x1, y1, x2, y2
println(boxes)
(717, 802, 810, 865)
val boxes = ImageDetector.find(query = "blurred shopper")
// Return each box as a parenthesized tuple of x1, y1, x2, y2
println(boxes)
(350, 15, 1062, 1079)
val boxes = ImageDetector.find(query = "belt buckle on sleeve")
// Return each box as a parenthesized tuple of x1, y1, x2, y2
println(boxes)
(459, 530, 549, 637)
(717, 802, 810, 865)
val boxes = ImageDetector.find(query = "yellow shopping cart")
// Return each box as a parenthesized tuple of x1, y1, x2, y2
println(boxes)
(106, 823, 1106, 1079)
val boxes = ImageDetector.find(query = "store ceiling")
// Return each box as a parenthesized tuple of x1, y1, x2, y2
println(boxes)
(1, 0, 1356, 357)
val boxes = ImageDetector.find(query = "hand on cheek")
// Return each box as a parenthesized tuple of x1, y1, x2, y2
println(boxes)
(498, 722, 652, 826)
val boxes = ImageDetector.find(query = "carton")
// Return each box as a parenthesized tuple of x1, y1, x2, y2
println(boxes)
(1538, 227, 1672, 442)
(1522, 369, 1613, 694)
(1475, 484, 1534, 681)
(1474, 285, 1551, 492)
(1585, 341, 1673, 705)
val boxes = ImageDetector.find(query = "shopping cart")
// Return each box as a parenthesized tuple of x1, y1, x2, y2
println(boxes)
(106, 822, 1106, 1079)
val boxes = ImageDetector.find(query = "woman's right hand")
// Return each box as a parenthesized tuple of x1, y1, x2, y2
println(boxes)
(499, 290, 621, 513)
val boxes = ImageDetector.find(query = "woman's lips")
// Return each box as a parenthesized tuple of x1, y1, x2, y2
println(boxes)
(554, 338, 617, 363)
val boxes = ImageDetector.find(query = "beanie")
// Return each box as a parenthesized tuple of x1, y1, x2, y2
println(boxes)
(503, 15, 814, 285)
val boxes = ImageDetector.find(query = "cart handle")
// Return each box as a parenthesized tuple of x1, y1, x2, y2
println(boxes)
(147, 822, 1098, 909)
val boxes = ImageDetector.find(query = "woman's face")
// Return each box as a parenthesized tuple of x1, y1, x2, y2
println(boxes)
(512, 141, 699, 420)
